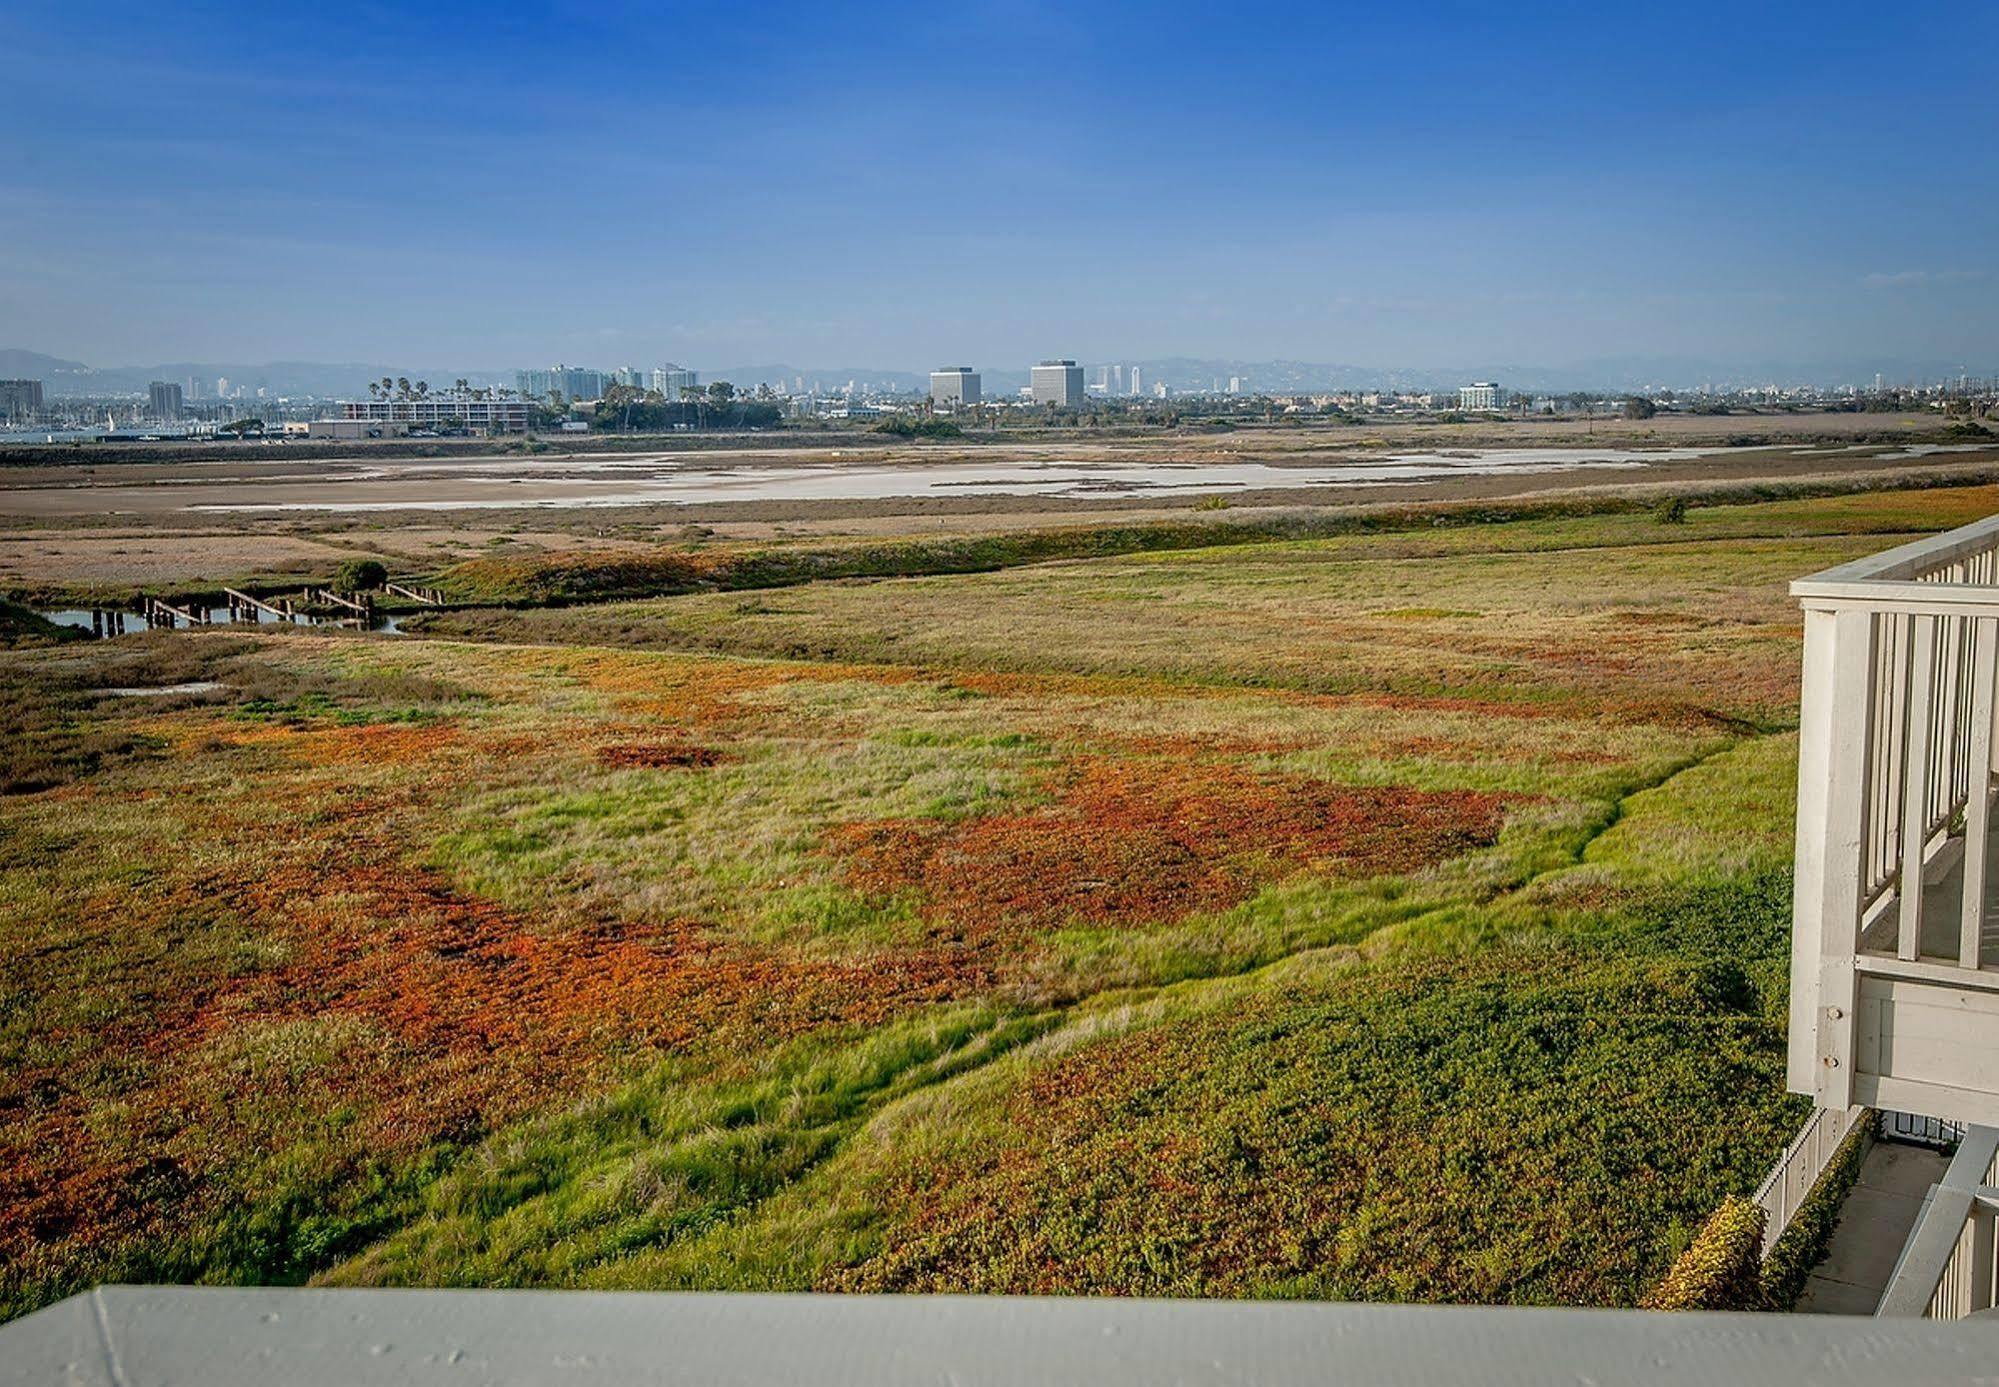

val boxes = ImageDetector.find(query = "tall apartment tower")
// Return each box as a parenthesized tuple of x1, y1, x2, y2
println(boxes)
(0, 379, 45, 422)
(653, 366, 699, 396)
(929, 368, 981, 408)
(1030, 359, 1085, 407)
(148, 381, 184, 420)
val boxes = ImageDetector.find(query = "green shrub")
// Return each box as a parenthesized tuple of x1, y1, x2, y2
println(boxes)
(874, 417, 964, 439)
(333, 558, 389, 593)
(1641, 1195, 1765, 1310)
(1655, 496, 1689, 525)
(1760, 1122, 1869, 1309)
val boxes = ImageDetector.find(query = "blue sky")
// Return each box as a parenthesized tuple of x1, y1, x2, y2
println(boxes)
(4, 0, 1996, 373)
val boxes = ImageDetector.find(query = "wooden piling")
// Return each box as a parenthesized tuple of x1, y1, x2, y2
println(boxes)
(314, 589, 371, 615)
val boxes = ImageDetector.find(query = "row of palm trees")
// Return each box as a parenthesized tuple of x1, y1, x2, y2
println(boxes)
(363, 377, 533, 403)
(364, 376, 427, 402)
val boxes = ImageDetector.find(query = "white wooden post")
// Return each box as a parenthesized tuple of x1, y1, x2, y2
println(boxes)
(1792, 606, 1876, 1103)
(1899, 614, 1937, 960)
(1963, 618, 1997, 970)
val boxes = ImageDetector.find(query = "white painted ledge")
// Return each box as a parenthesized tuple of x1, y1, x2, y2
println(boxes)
(9, 1287, 1999, 1386)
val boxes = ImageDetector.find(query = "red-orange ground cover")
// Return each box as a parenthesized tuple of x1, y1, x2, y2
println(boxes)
(0, 742, 987, 1293)
(828, 758, 1510, 940)
(597, 741, 735, 769)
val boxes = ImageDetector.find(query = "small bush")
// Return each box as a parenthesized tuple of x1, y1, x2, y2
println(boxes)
(1760, 1122, 1869, 1309)
(1655, 496, 1689, 525)
(1641, 1194, 1765, 1310)
(333, 558, 389, 593)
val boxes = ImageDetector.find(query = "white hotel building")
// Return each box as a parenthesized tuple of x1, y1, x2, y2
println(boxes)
(336, 391, 532, 434)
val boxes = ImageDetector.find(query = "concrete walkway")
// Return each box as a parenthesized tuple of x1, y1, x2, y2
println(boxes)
(1797, 1140, 1951, 1314)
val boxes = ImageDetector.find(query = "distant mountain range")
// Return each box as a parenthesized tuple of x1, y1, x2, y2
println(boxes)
(5, 347, 1994, 399)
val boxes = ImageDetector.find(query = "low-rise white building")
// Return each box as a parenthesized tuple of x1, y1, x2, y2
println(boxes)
(339, 392, 532, 433)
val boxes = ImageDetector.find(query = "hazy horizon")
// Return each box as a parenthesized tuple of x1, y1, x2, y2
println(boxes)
(5, 1, 1995, 370)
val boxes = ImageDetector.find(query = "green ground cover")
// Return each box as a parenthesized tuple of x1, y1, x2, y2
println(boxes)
(5, 483, 1969, 1320)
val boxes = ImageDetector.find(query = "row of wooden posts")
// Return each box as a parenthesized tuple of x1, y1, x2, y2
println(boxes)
(131, 581, 443, 630)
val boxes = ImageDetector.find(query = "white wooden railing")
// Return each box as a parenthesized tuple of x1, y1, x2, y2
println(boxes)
(1751, 1104, 1868, 1254)
(1790, 515, 1999, 1125)
(1878, 1125, 1999, 1318)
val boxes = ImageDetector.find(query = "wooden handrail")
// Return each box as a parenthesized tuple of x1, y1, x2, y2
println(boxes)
(1878, 1126, 1999, 1318)
(1789, 514, 1999, 1121)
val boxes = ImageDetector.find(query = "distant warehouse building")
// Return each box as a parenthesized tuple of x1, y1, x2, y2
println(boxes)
(1030, 359, 1085, 407)
(337, 392, 531, 434)
(1459, 381, 1503, 412)
(929, 367, 981, 409)
(308, 418, 410, 440)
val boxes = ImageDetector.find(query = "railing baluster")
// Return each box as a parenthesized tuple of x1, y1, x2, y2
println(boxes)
(1962, 618, 1997, 970)
(1900, 615, 1938, 960)
(1882, 613, 1908, 900)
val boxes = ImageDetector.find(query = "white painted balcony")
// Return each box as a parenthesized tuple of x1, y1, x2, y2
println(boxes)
(1790, 514, 1999, 1123)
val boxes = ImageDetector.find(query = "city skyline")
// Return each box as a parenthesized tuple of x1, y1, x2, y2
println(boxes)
(5, 2, 1996, 370)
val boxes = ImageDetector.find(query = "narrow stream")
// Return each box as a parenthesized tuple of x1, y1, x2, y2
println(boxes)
(38, 607, 403, 637)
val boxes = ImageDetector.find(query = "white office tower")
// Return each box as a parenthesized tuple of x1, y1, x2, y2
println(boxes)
(1030, 359, 1086, 406)
(929, 367, 981, 408)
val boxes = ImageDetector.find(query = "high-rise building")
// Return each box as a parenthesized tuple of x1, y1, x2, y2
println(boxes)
(652, 366, 699, 396)
(1112, 365, 1125, 396)
(148, 381, 184, 420)
(216, 376, 230, 398)
(559, 366, 605, 401)
(929, 367, 981, 409)
(517, 365, 609, 402)
(1459, 381, 1502, 411)
(0, 379, 45, 422)
(1030, 359, 1085, 407)
(1129, 367, 1142, 397)
(613, 366, 647, 389)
